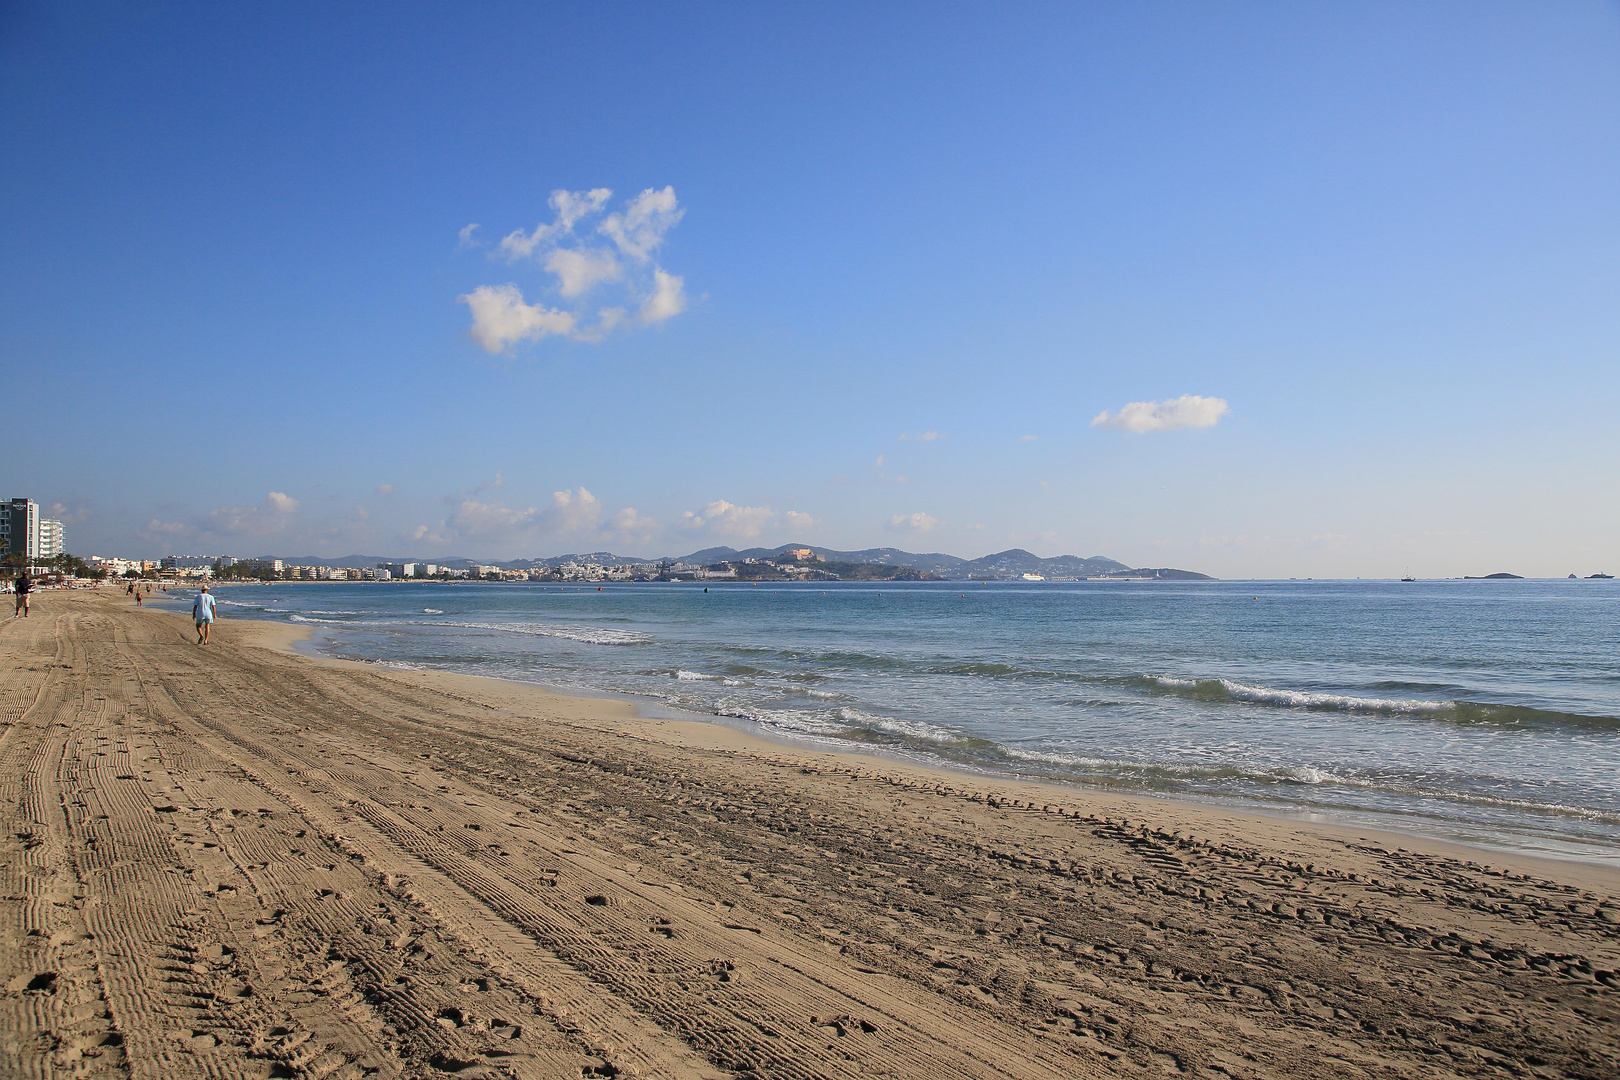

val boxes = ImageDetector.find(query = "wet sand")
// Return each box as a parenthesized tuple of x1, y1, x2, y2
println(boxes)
(1, 590, 1615, 1079)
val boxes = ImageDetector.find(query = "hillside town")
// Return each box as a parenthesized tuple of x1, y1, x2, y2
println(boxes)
(2, 492, 1208, 586)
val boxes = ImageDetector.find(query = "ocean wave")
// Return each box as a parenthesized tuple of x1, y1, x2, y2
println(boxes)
(422, 608, 444, 614)
(1134, 676, 1617, 729)
(429, 620, 651, 645)
(710, 698, 962, 745)
(1147, 676, 1452, 714)
(675, 670, 745, 686)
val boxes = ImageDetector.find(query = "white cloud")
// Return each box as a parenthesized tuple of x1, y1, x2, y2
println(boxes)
(640, 268, 686, 322)
(1091, 394, 1230, 433)
(430, 486, 666, 551)
(897, 431, 942, 442)
(1020, 434, 1038, 442)
(376, 484, 395, 496)
(458, 284, 577, 354)
(599, 186, 683, 262)
(499, 188, 613, 261)
(46, 500, 92, 525)
(542, 487, 603, 534)
(465, 186, 687, 351)
(458, 223, 480, 249)
(141, 518, 189, 537)
(204, 492, 301, 538)
(544, 247, 622, 297)
(785, 510, 816, 532)
(873, 454, 885, 467)
(611, 507, 658, 545)
(888, 512, 938, 532)
(682, 500, 776, 539)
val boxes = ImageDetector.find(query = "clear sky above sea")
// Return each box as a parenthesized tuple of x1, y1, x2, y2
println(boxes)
(3, 2, 1617, 578)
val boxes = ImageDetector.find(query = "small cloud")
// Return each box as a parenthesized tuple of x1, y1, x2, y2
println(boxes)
(897, 431, 942, 442)
(142, 518, 189, 537)
(458, 284, 576, 354)
(205, 492, 301, 538)
(1019, 434, 1038, 442)
(499, 188, 613, 261)
(785, 510, 816, 531)
(599, 186, 683, 263)
(682, 500, 776, 540)
(411, 524, 429, 540)
(1091, 394, 1229, 433)
(895, 475, 908, 483)
(639, 268, 686, 323)
(888, 512, 938, 532)
(355, 506, 370, 521)
(545, 246, 623, 298)
(612, 507, 658, 543)
(376, 484, 395, 496)
(46, 500, 92, 525)
(457, 223, 481, 249)
(872, 454, 885, 468)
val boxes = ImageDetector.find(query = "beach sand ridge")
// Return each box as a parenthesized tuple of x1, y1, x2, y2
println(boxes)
(0, 592, 1614, 1078)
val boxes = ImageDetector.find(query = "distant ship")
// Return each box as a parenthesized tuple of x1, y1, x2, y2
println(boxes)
(1400, 571, 1416, 582)
(1589, 572, 1615, 580)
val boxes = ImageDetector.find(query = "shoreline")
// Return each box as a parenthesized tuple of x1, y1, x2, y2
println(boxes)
(217, 591, 1620, 879)
(9, 591, 1610, 1077)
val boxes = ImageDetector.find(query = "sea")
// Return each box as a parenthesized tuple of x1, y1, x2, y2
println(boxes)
(168, 579, 1620, 864)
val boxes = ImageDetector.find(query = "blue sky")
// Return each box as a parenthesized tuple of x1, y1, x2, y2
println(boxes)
(3, 2, 1617, 577)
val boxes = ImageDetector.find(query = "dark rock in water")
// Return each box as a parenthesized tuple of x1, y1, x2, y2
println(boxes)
(1463, 573, 1524, 580)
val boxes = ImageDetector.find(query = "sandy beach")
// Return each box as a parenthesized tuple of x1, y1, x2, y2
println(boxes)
(1, 590, 1615, 1079)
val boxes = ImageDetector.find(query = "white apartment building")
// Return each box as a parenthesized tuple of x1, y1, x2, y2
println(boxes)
(37, 519, 63, 558)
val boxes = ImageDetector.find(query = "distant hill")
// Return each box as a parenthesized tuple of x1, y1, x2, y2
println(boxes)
(258, 544, 1212, 581)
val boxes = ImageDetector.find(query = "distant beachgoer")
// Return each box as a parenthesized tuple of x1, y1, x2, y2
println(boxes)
(134, 589, 142, 606)
(193, 586, 217, 644)
(13, 572, 31, 618)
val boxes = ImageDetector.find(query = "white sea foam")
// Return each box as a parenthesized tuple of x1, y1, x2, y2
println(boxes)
(676, 669, 718, 681)
(423, 608, 444, 614)
(430, 620, 651, 645)
(1152, 676, 1453, 714)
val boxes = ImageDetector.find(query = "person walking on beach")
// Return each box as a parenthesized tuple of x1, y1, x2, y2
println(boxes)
(192, 585, 217, 644)
(12, 572, 30, 618)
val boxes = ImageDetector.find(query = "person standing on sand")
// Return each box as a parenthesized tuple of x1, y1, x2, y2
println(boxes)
(192, 585, 217, 644)
(12, 572, 30, 617)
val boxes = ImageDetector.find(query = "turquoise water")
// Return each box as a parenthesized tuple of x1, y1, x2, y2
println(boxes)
(178, 579, 1620, 862)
